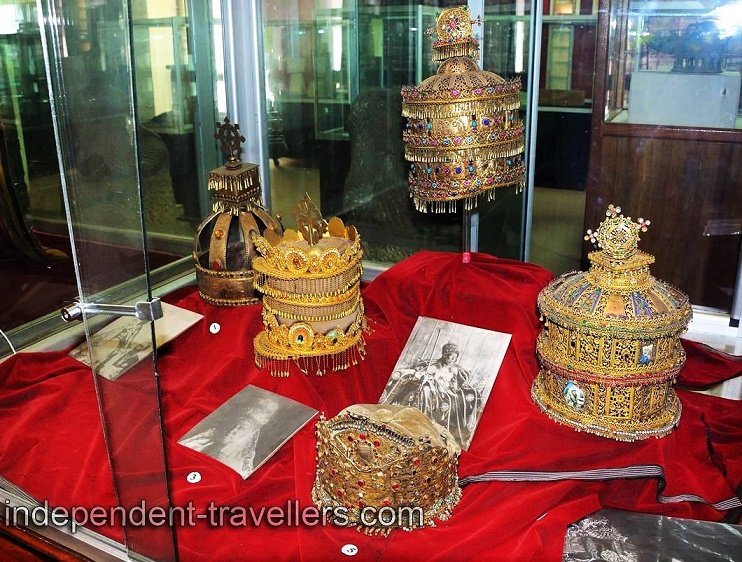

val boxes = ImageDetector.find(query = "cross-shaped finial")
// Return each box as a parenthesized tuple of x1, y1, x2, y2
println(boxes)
(215, 117, 245, 170)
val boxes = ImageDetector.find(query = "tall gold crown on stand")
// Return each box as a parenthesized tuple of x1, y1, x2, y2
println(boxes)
(312, 404, 462, 534)
(193, 117, 283, 306)
(531, 205, 693, 441)
(252, 195, 367, 376)
(401, 6, 525, 213)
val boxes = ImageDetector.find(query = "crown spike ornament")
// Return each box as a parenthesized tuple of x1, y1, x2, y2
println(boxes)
(402, 6, 525, 213)
(193, 118, 283, 306)
(532, 205, 692, 441)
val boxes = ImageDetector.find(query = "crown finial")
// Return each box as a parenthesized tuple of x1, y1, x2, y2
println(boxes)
(430, 6, 480, 63)
(584, 204, 650, 259)
(215, 117, 246, 170)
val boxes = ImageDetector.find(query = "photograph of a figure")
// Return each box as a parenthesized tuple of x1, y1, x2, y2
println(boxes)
(379, 316, 511, 450)
(178, 385, 317, 479)
(68, 302, 202, 381)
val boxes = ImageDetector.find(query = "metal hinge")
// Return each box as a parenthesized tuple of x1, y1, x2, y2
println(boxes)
(60, 298, 163, 323)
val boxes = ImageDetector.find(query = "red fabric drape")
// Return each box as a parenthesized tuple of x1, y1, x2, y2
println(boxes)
(0, 251, 739, 561)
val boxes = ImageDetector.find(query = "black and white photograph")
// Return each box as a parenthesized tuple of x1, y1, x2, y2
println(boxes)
(178, 385, 318, 479)
(68, 302, 202, 381)
(379, 316, 511, 450)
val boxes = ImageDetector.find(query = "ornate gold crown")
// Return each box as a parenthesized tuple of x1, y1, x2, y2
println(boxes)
(532, 205, 692, 441)
(252, 195, 366, 376)
(312, 404, 461, 534)
(193, 118, 282, 306)
(401, 6, 525, 213)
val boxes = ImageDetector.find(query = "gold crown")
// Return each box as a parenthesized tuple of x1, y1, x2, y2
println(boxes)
(252, 195, 367, 376)
(193, 118, 281, 306)
(312, 404, 461, 534)
(401, 7, 524, 213)
(532, 205, 692, 441)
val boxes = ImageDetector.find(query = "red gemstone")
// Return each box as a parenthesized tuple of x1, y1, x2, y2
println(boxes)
(413, 458, 421, 466)
(347, 435, 354, 442)
(391, 482, 399, 490)
(211, 261, 221, 271)
(357, 480, 364, 487)
(373, 440, 381, 448)
(358, 433, 366, 440)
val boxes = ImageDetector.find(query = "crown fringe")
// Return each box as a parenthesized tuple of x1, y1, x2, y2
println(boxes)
(210, 197, 263, 215)
(208, 168, 260, 191)
(255, 337, 367, 377)
(432, 43, 479, 62)
(405, 141, 525, 163)
(402, 97, 521, 119)
(411, 178, 525, 213)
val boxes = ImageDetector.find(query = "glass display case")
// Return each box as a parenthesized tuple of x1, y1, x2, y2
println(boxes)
(604, 0, 742, 128)
(587, 0, 742, 313)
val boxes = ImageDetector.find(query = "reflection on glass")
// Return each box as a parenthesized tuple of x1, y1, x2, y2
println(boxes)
(605, 0, 742, 128)
(0, 0, 222, 349)
(262, 1, 468, 264)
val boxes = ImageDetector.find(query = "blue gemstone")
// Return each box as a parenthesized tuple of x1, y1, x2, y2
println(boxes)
(471, 120, 477, 128)
(417, 123, 424, 131)
(426, 122, 432, 130)
(468, 165, 475, 172)
(443, 138, 451, 146)
(483, 118, 491, 126)
(506, 159, 513, 167)
(426, 167, 432, 175)
(297, 335, 304, 343)
(455, 166, 462, 174)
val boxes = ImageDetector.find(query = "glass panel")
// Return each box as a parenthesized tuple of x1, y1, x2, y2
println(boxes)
(485, 0, 593, 272)
(604, 0, 742, 128)
(262, 1, 469, 265)
(38, 0, 175, 559)
(0, 0, 223, 355)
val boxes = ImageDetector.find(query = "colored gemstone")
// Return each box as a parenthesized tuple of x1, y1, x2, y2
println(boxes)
(359, 433, 366, 440)
(483, 118, 491, 126)
(214, 228, 225, 240)
(454, 137, 462, 145)
(455, 167, 462, 174)
(413, 458, 421, 466)
(451, 89, 460, 97)
(297, 335, 304, 343)
(391, 482, 399, 490)
(357, 480, 365, 487)
(373, 440, 380, 447)
(211, 261, 221, 271)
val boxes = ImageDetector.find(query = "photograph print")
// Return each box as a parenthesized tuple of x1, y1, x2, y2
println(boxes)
(379, 316, 511, 450)
(178, 385, 318, 479)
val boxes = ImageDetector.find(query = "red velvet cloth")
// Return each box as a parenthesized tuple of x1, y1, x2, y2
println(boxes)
(0, 251, 740, 561)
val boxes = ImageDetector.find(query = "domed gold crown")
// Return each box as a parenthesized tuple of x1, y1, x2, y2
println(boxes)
(532, 204, 692, 441)
(252, 195, 366, 377)
(401, 6, 525, 213)
(193, 117, 282, 306)
(312, 404, 461, 534)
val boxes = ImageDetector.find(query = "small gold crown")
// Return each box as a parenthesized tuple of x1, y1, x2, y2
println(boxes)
(312, 405, 461, 534)
(252, 195, 367, 377)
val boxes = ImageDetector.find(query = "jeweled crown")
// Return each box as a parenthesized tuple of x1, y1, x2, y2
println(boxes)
(252, 196, 367, 376)
(312, 404, 462, 534)
(532, 204, 692, 441)
(402, 6, 525, 213)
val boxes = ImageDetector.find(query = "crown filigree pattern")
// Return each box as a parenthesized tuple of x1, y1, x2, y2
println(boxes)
(533, 204, 691, 441)
(312, 405, 462, 534)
